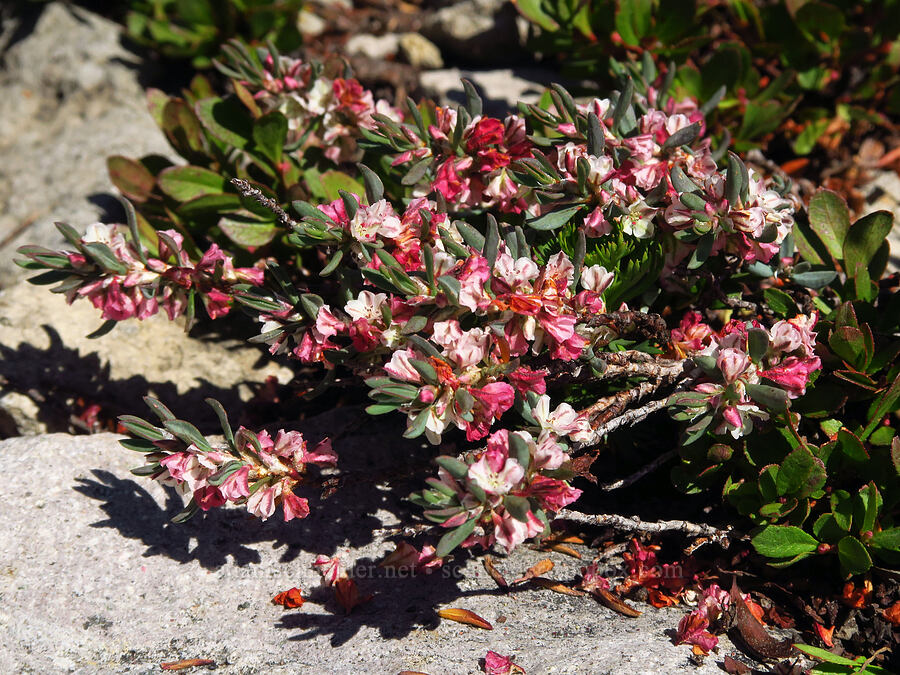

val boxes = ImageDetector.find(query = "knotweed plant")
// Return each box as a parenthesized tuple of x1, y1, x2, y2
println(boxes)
(18, 43, 899, 579)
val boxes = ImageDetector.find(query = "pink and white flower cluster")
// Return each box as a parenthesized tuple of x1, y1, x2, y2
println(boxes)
(249, 52, 401, 163)
(422, 428, 582, 553)
(675, 583, 730, 654)
(669, 312, 821, 439)
(20, 224, 263, 322)
(146, 426, 336, 521)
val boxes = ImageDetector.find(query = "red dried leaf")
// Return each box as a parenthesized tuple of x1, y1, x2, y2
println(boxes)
(334, 577, 372, 615)
(437, 607, 493, 630)
(160, 659, 215, 671)
(271, 586, 304, 609)
(814, 623, 835, 648)
(568, 448, 599, 483)
(722, 656, 752, 674)
(482, 556, 508, 590)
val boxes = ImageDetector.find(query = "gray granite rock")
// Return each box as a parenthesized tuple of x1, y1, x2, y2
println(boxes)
(0, 3, 172, 289)
(421, 0, 527, 65)
(0, 431, 733, 674)
(399, 32, 444, 70)
(0, 281, 293, 436)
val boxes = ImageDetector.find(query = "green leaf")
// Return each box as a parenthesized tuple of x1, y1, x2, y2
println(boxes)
(775, 446, 816, 496)
(746, 383, 790, 412)
(177, 192, 242, 217)
(164, 419, 213, 452)
(158, 166, 227, 201)
(752, 525, 819, 558)
(836, 428, 868, 462)
(435, 456, 468, 479)
(763, 288, 797, 317)
(435, 517, 476, 557)
(319, 171, 364, 202)
(615, 0, 652, 45)
(791, 269, 837, 289)
(526, 204, 583, 231)
(830, 490, 853, 531)
(357, 163, 384, 203)
(107, 155, 157, 203)
(118, 438, 159, 453)
(205, 398, 235, 453)
(195, 96, 253, 149)
(403, 408, 430, 439)
(853, 482, 881, 535)
(747, 328, 769, 363)
(843, 210, 893, 276)
(511, 0, 559, 30)
(218, 214, 279, 248)
(870, 527, 900, 552)
(807, 189, 850, 262)
(503, 495, 532, 522)
(837, 535, 872, 576)
(794, 645, 859, 666)
(792, 117, 830, 155)
(252, 111, 288, 164)
(82, 243, 128, 275)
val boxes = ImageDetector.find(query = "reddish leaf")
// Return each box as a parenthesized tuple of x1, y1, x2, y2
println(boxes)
(722, 656, 752, 674)
(271, 586, 304, 609)
(568, 448, 599, 483)
(160, 659, 215, 671)
(334, 577, 372, 615)
(438, 608, 493, 629)
(593, 588, 642, 617)
(482, 555, 509, 590)
(648, 589, 679, 608)
(883, 601, 900, 626)
(728, 580, 794, 660)
(814, 623, 835, 647)
(530, 577, 584, 596)
(512, 558, 554, 584)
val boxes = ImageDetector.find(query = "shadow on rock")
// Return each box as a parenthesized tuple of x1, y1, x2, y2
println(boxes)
(71, 411, 437, 570)
(275, 553, 497, 647)
(0, 325, 272, 435)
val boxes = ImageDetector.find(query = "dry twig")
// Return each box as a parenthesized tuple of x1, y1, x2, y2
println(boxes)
(598, 449, 678, 491)
(556, 510, 733, 548)
(231, 178, 297, 228)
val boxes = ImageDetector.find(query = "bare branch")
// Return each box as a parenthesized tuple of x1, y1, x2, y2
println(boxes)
(556, 510, 733, 548)
(230, 178, 297, 229)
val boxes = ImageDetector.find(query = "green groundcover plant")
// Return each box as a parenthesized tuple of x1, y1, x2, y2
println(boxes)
(16, 40, 900, 658)
(514, 0, 900, 154)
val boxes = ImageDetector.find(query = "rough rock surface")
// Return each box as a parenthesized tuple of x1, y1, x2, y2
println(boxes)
(0, 431, 733, 674)
(0, 3, 172, 289)
(0, 281, 293, 436)
(421, 0, 527, 65)
(421, 67, 557, 117)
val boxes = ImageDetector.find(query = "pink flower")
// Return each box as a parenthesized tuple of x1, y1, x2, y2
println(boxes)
(281, 490, 310, 522)
(194, 485, 226, 511)
(578, 562, 611, 594)
(219, 465, 251, 501)
(717, 348, 751, 384)
(580, 265, 614, 293)
(384, 348, 423, 382)
(676, 609, 718, 654)
(465, 382, 515, 441)
(526, 475, 582, 512)
(457, 255, 491, 311)
(484, 650, 523, 675)
(584, 206, 612, 236)
(432, 320, 490, 368)
(759, 356, 821, 398)
(313, 555, 342, 586)
(533, 395, 592, 441)
(507, 367, 547, 396)
(302, 438, 338, 467)
(492, 508, 544, 552)
(532, 430, 567, 470)
(468, 445, 524, 495)
(698, 584, 730, 622)
(246, 483, 282, 520)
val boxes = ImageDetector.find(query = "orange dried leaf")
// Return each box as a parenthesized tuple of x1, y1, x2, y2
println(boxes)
(745, 599, 766, 624)
(593, 588, 642, 617)
(530, 577, 585, 596)
(271, 586, 305, 609)
(546, 543, 582, 559)
(437, 607, 493, 630)
(780, 158, 810, 175)
(692, 644, 708, 657)
(814, 623, 835, 648)
(841, 580, 873, 608)
(512, 558, 554, 584)
(647, 589, 679, 608)
(160, 659, 215, 671)
(543, 531, 584, 545)
(883, 601, 900, 626)
(482, 555, 508, 590)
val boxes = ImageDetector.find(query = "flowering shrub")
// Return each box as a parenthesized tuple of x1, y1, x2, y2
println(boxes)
(17, 43, 899, 581)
